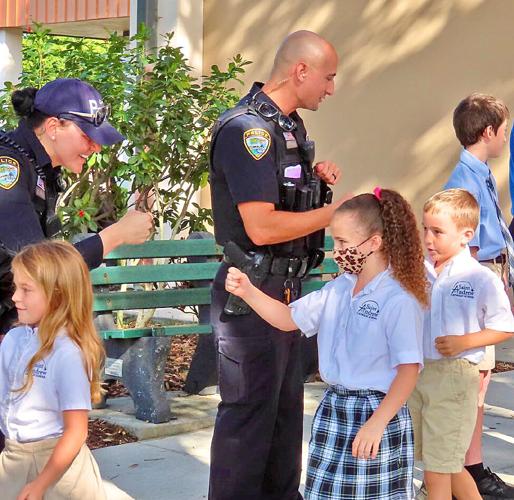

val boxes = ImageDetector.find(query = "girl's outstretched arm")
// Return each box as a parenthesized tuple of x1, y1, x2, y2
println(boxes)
(226, 267, 298, 332)
(16, 410, 88, 500)
(351, 363, 419, 460)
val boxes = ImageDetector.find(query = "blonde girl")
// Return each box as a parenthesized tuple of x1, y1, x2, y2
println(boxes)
(0, 240, 105, 500)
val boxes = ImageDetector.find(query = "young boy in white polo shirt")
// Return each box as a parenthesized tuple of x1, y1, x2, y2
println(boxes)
(408, 189, 514, 499)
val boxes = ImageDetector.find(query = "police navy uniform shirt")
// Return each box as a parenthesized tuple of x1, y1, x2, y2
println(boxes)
(0, 119, 103, 269)
(210, 82, 307, 251)
(289, 268, 424, 393)
(0, 325, 92, 442)
(424, 246, 514, 363)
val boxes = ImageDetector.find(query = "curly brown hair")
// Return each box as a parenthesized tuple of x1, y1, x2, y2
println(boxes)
(337, 190, 429, 307)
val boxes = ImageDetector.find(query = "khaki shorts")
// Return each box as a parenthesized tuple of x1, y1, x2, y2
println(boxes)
(408, 358, 479, 473)
(0, 437, 106, 500)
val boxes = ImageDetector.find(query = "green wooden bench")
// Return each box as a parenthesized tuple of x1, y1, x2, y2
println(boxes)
(91, 234, 336, 423)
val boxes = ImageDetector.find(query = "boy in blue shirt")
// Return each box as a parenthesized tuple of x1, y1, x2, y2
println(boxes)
(444, 93, 514, 499)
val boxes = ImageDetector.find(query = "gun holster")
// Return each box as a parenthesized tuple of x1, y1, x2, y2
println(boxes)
(223, 241, 272, 316)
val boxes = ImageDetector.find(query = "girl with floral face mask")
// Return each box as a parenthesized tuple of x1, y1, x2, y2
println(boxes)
(224, 188, 429, 500)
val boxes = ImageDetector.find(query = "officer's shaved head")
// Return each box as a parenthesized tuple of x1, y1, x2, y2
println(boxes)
(263, 30, 338, 112)
(271, 30, 337, 78)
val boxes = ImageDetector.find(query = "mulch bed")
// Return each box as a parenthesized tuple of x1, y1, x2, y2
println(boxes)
(89, 335, 199, 449)
(87, 419, 138, 450)
(492, 361, 514, 373)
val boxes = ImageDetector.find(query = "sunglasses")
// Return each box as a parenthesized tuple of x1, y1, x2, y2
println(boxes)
(250, 94, 296, 132)
(58, 104, 110, 127)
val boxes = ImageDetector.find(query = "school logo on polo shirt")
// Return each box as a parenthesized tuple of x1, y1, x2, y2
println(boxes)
(357, 300, 380, 320)
(243, 128, 271, 160)
(450, 281, 475, 299)
(33, 360, 48, 379)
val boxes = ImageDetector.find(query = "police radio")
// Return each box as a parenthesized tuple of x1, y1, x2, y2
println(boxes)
(223, 241, 271, 316)
(298, 140, 332, 250)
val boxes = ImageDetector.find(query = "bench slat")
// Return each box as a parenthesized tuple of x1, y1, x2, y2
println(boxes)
(90, 262, 221, 285)
(94, 287, 212, 312)
(104, 236, 334, 260)
(105, 239, 222, 259)
(98, 283, 327, 338)
(96, 279, 331, 336)
(91, 259, 338, 285)
(100, 324, 213, 339)
(93, 276, 332, 313)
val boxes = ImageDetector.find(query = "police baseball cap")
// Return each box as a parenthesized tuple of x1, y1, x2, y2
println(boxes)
(34, 78, 124, 146)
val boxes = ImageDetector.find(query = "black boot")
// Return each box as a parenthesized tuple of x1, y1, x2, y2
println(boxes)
(477, 468, 514, 499)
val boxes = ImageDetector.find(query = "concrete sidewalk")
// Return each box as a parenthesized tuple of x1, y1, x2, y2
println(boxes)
(92, 369, 514, 500)
(93, 382, 325, 500)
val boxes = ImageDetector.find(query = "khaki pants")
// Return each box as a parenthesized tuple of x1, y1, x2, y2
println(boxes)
(0, 437, 106, 500)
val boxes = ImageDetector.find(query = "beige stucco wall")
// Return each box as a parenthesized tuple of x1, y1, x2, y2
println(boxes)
(203, 0, 514, 219)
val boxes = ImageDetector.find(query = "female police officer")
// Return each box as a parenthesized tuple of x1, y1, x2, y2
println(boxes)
(0, 78, 154, 334)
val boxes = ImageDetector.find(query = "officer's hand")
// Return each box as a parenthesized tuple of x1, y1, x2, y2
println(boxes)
(225, 267, 251, 298)
(116, 210, 154, 245)
(314, 161, 341, 185)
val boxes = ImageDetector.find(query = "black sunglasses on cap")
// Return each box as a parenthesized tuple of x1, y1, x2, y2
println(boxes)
(58, 104, 110, 127)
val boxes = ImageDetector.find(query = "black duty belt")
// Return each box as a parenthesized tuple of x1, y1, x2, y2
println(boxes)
(270, 255, 310, 278)
(223, 253, 310, 279)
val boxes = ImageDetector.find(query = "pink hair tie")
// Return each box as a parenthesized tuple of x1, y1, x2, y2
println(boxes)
(373, 186, 382, 200)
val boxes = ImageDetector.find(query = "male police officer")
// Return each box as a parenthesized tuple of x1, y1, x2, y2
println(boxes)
(209, 31, 345, 500)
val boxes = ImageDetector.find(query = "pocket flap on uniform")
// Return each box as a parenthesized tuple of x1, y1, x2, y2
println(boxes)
(217, 336, 272, 364)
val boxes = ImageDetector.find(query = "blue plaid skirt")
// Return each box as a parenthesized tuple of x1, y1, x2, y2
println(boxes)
(305, 386, 414, 500)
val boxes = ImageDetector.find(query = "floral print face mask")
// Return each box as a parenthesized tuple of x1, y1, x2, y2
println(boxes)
(333, 236, 374, 275)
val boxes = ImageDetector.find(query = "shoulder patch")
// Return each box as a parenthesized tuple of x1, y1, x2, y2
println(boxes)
(243, 128, 271, 160)
(0, 156, 20, 190)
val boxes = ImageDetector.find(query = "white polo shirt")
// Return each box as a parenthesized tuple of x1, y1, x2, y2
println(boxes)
(290, 269, 424, 393)
(0, 325, 92, 443)
(424, 246, 514, 363)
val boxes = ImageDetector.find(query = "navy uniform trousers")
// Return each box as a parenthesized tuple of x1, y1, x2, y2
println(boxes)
(209, 263, 304, 500)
